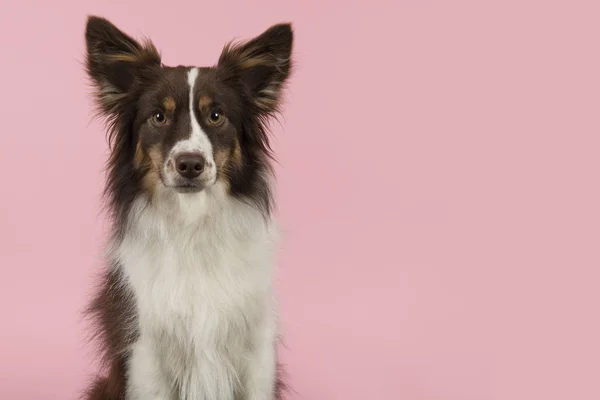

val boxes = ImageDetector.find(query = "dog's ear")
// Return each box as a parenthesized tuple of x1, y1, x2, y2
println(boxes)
(218, 23, 293, 114)
(85, 16, 161, 115)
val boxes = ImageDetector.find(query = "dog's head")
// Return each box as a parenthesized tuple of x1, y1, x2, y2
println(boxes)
(85, 16, 293, 216)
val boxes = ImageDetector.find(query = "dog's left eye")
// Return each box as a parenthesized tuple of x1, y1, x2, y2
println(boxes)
(208, 110, 223, 125)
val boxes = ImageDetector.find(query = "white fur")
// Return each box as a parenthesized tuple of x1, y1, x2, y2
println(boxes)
(163, 68, 217, 187)
(113, 182, 279, 400)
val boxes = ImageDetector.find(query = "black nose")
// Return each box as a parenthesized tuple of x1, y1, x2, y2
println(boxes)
(175, 153, 205, 179)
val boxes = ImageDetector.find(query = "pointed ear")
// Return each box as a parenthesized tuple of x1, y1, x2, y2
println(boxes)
(218, 23, 294, 114)
(85, 16, 161, 115)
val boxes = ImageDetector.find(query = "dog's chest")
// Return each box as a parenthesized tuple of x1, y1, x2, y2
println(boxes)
(119, 220, 272, 337)
(124, 241, 259, 337)
(115, 196, 275, 397)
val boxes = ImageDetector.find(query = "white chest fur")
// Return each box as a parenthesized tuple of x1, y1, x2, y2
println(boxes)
(112, 183, 278, 400)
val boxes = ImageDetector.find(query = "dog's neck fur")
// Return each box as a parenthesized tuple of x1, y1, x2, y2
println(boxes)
(119, 182, 275, 242)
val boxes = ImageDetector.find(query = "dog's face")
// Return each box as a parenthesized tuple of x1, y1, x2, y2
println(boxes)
(130, 66, 242, 193)
(85, 17, 292, 201)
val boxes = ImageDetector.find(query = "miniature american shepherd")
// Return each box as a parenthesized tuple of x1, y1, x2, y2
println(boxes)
(83, 15, 293, 400)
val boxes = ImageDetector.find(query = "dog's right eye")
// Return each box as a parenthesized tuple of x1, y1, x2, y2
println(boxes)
(151, 111, 168, 126)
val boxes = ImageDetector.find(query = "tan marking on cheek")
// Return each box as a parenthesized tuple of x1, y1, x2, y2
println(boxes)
(229, 137, 243, 170)
(199, 96, 212, 109)
(216, 138, 243, 189)
(134, 139, 145, 169)
(141, 146, 163, 194)
(214, 148, 230, 170)
(163, 96, 176, 112)
(147, 146, 163, 171)
(133, 140, 160, 196)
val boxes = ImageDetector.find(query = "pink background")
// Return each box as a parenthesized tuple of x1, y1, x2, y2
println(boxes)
(1, 1, 599, 399)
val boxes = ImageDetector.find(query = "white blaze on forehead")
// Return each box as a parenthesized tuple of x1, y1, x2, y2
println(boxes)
(169, 68, 214, 161)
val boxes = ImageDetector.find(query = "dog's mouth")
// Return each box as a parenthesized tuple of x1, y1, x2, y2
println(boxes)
(157, 169, 207, 194)
(172, 184, 204, 194)
(157, 163, 219, 194)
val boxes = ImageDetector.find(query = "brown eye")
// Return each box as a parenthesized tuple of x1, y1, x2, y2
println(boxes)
(151, 111, 167, 125)
(208, 110, 223, 125)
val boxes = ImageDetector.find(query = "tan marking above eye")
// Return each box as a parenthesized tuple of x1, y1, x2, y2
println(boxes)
(199, 96, 212, 109)
(163, 97, 176, 112)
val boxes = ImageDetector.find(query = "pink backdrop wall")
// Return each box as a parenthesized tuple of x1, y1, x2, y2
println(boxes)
(1, 1, 599, 399)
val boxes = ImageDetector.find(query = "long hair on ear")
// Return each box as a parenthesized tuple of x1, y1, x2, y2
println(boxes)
(84, 16, 162, 230)
(218, 24, 294, 162)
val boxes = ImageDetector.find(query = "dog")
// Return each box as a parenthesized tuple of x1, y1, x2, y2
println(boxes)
(83, 15, 293, 400)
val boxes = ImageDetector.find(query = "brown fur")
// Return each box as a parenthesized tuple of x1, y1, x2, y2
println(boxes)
(83, 266, 137, 400)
